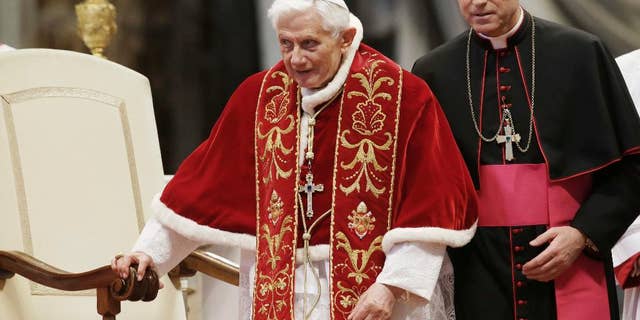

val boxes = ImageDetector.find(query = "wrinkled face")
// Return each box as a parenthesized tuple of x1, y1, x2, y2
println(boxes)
(276, 9, 353, 89)
(457, 0, 521, 37)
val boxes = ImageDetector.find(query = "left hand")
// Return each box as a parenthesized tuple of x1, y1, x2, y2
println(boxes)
(347, 283, 396, 320)
(522, 226, 586, 282)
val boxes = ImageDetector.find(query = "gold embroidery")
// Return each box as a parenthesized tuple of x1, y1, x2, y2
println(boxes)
(256, 269, 290, 318)
(253, 67, 299, 320)
(267, 190, 284, 225)
(339, 132, 393, 197)
(334, 232, 383, 285)
(334, 281, 361, 310)
(339, 58, 396, 198)
(347, 202, 376, 239)
(348, 59, 394, 136)
(255, 215, 295, 319)
(257, 71, 296, 184)
(260, 216, 294, 270)
(387, 67, 403, 230)
(329, 49, 403, 320)
(333, 232, 384, 317)
(264, 71, 293, 124)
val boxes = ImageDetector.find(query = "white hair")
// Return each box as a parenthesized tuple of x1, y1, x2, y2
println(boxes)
(267, 0, 351, 38)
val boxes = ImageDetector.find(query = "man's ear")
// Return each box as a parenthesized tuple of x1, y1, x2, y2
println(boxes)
(340, 27, 357, 53)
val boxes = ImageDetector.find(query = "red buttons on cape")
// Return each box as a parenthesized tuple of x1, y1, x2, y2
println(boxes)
(516, 281, 524, 288)
(514, 246, 524, 252)
(515, 263, 523, 270)
(517, 300, 528, 305)
(512, 228, 523, 234)
(500, 85, 512, 92)
(499, 67, 511, 73)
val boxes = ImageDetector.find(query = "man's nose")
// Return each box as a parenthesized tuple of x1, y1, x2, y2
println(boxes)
(291, 47, 306, 66)
(471, 0, 488, 6)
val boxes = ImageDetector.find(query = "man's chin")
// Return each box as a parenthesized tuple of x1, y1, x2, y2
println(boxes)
(472, 23, 501, 36)
(295, 78, 322, 89)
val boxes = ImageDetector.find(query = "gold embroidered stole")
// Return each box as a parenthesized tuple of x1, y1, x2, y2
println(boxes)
(329, 48, 402, 319)
(254, 45, 402, 320)
(254, 69, 300, 320)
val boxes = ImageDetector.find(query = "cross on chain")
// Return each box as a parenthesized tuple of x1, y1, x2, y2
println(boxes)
(496, 118, 521, 161)
(298, 172, 324, 218)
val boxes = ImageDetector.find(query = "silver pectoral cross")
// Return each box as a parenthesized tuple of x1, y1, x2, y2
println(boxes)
(496, 120, 521, 161)
(298, 172, 324, 218)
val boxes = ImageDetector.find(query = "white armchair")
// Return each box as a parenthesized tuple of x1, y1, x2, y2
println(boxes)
(0, 48, 186, 320)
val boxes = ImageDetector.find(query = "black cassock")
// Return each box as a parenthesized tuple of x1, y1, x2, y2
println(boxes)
(413, 11, 640, 320)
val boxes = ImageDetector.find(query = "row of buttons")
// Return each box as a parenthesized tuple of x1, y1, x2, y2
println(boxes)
(512, 225, 529, 320)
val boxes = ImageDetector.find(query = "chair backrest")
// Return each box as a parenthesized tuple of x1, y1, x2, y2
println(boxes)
(0, 49, 186, 319)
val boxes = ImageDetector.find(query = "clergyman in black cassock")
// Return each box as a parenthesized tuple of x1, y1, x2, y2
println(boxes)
(412, 1, 640, 319)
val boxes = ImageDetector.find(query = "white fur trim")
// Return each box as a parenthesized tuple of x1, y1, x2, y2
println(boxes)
(295, 244, 330, 263)
(151, 194, 257, 251)
(381, 221, 478, 253)
(300, 13, 363, 114)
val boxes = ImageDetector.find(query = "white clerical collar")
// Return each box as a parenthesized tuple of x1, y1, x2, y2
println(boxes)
(300, 13, 364, 114)
(478, 7, 524, 50)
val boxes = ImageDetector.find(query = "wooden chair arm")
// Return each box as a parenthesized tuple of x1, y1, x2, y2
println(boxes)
(0, 250, 160, 319)
(169, 248, 240, 286)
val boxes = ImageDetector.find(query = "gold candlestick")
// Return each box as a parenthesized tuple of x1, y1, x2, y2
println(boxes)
(75, 0, 117, 58)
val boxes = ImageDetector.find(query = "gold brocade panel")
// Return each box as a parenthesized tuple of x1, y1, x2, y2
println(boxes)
(329, 47, 403, 319)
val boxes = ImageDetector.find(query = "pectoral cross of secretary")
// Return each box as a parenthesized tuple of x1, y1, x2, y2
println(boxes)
(299, 172, 324, 218)
(496, 119, 521, 161)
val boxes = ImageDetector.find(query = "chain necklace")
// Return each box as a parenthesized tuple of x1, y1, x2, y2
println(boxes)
(465, 16, 536, 153)
(297, 88, 342, 218)
(296, 88, 341, 319)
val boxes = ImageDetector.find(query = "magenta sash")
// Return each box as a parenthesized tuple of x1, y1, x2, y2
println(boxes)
(477, 164, 609, 320)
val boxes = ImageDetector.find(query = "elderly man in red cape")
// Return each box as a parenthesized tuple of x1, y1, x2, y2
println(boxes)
(113, 0, 477, 319)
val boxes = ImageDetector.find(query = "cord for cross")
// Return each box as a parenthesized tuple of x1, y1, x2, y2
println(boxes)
(297, 192, 331, 320)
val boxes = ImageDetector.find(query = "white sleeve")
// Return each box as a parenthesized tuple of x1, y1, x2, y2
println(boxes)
(375, 241, 446, 301)
(612, 215, 640, 267)
(132, 217, 203, 276)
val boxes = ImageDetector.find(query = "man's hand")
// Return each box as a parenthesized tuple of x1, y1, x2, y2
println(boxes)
(111, 252, 156, 282)
(522, 226, 586, 282)
(347, 283, 396, 320)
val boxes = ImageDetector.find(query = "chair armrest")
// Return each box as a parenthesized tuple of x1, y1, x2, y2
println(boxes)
(169, 249, 240, 286)
(0, 250, 160, 319)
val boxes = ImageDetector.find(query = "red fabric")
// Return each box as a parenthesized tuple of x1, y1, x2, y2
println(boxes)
(392, 80, 478, 231)
(159, 44, 477, 320)
(252, 64, 302, 320)
(160, 47, 477, 243)
(475, 163, 609, 320)
(160, 72, 264, 235)
(477, 164, 549, 226)
(615, 253, 640, 289)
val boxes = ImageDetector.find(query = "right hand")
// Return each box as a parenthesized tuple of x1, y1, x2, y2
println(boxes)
(111, 251, 155, 281)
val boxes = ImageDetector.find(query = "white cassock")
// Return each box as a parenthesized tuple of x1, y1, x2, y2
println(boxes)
(614, 48, 640, 320)
(132, 14, 458, 320)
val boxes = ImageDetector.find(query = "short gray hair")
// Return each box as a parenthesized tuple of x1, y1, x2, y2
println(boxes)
(267, 0, 350, 38)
